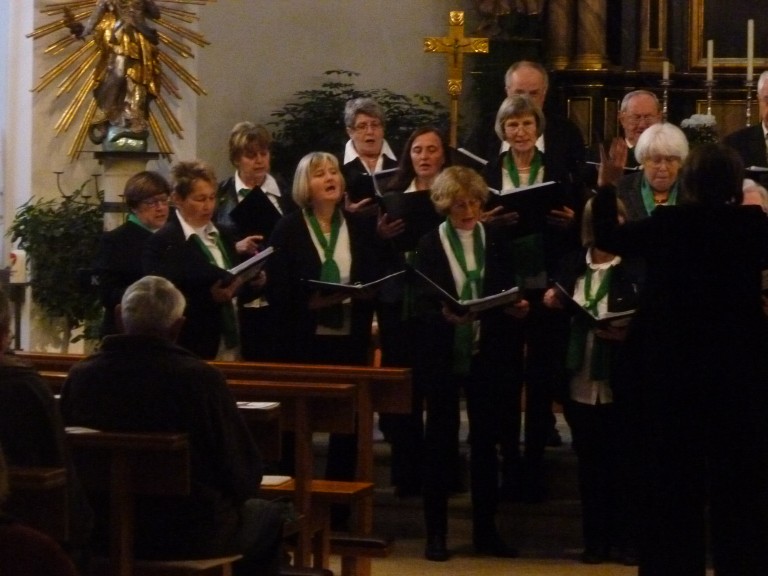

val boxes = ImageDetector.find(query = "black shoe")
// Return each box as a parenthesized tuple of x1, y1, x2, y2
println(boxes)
(473, 532, 519, 558)
(424, 535, 450, 562)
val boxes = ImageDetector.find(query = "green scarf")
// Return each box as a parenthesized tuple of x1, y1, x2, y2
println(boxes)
(640, 177, 679, 216)
(306, 206, 344, 329)
(444, 220, 485, 375)
(192, 232, 239, 350)
(127, 212, 152, 232)
(504, 148, 543, 188)
(566, 266, 613, 381)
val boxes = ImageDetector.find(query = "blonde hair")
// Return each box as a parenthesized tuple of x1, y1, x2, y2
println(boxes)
(430, 166, 489, 216)
(291, 152, 345, 208)
(228, 121, 272, 165)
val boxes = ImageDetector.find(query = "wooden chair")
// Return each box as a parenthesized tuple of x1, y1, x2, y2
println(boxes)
(66, 430, 241, 576)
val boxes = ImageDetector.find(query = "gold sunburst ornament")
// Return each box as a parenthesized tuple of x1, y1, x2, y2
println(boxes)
(28, 0, 216, 160)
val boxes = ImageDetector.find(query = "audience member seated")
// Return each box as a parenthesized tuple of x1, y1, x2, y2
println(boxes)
(0, 446, 79, 576)
(94, 170, 170, 337)
(60, 276, 285, 576)
(0, 288, 92, 569)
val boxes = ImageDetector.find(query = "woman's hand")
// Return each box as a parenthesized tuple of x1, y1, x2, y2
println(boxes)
(344, 195, 376, 214)
(542, 288, 564, 310)
(210, 276, 243, 303)
(248, 270, 267, 290)
(441, 305, 476, 325)
(235, 234, 263, 256)
(547, 205, 575, 229)
(376, 212, 405, 239)
(597, 137, 628, 188)
(481, 206, 519, 226)
(504, 298, 530, 319)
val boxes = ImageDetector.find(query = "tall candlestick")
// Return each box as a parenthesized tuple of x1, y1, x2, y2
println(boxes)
(706, 40, 714, 82)
(662, 61, 670, 81)
(747, 19, 754, 80)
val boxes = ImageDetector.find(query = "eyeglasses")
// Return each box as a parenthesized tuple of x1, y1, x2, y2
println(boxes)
(623, 113, 659, 126)
(351, 121, 383, 132)
(140, 196, 170, 208)
(645, 155, 680, 167)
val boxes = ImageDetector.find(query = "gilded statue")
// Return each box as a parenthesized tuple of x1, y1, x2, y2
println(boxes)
(28, 1, 215, 159)
(66, 0, 161, 146)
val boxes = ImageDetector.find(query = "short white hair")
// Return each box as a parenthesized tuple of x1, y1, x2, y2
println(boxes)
(120, 276, 186, 336)
(634, 122, 689, 164)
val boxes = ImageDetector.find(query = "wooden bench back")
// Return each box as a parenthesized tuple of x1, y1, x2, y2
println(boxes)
(7, 466, 69, 542)
(67, 431, 190, 576)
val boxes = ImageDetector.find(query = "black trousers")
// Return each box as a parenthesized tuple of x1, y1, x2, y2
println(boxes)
(421, 358, 503, 540)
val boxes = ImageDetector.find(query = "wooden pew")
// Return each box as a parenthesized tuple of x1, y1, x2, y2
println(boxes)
(7, 466, 68, 542)
(66, 430, 242, 576)
(228, 379, 359, 569)
(19, 352, 411, 575)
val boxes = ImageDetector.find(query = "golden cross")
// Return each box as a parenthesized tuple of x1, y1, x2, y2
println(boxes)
(424, 11, 489, 147)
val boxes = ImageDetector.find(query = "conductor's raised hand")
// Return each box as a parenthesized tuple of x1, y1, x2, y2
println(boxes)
(597, 137, 628, 187)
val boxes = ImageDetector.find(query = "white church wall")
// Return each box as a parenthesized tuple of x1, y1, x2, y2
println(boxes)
(196, 1, 466, 178)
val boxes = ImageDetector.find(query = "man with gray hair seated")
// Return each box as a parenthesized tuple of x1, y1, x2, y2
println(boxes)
(61, 275, 284, 576)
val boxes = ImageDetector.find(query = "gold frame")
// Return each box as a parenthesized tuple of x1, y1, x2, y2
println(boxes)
(690, 0, 768, 70)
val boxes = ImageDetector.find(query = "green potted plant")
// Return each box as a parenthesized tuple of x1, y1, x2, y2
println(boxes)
(269, 70, 450, 178)
(7, 181, 104, 349)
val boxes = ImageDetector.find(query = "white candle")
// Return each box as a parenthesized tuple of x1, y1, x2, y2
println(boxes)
(747, 19, 754, 81)
(706, 40, 714, 82)
(662, 61, 670, 81)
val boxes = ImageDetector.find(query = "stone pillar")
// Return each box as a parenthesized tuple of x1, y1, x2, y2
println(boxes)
(547, 0, 573, 70)
(569, 0, 608, 70)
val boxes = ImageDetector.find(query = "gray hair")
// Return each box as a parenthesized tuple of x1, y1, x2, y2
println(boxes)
(494, 94, 546, 141)
(344, 98, 385, 128)
(504, 60, 549, 91)
(120, 276, 186, 337)
(634, 122, 689, 164)
(758, 71, 768, 94)
(620, 90, 660, 113)
(291, 152, 345, 209)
